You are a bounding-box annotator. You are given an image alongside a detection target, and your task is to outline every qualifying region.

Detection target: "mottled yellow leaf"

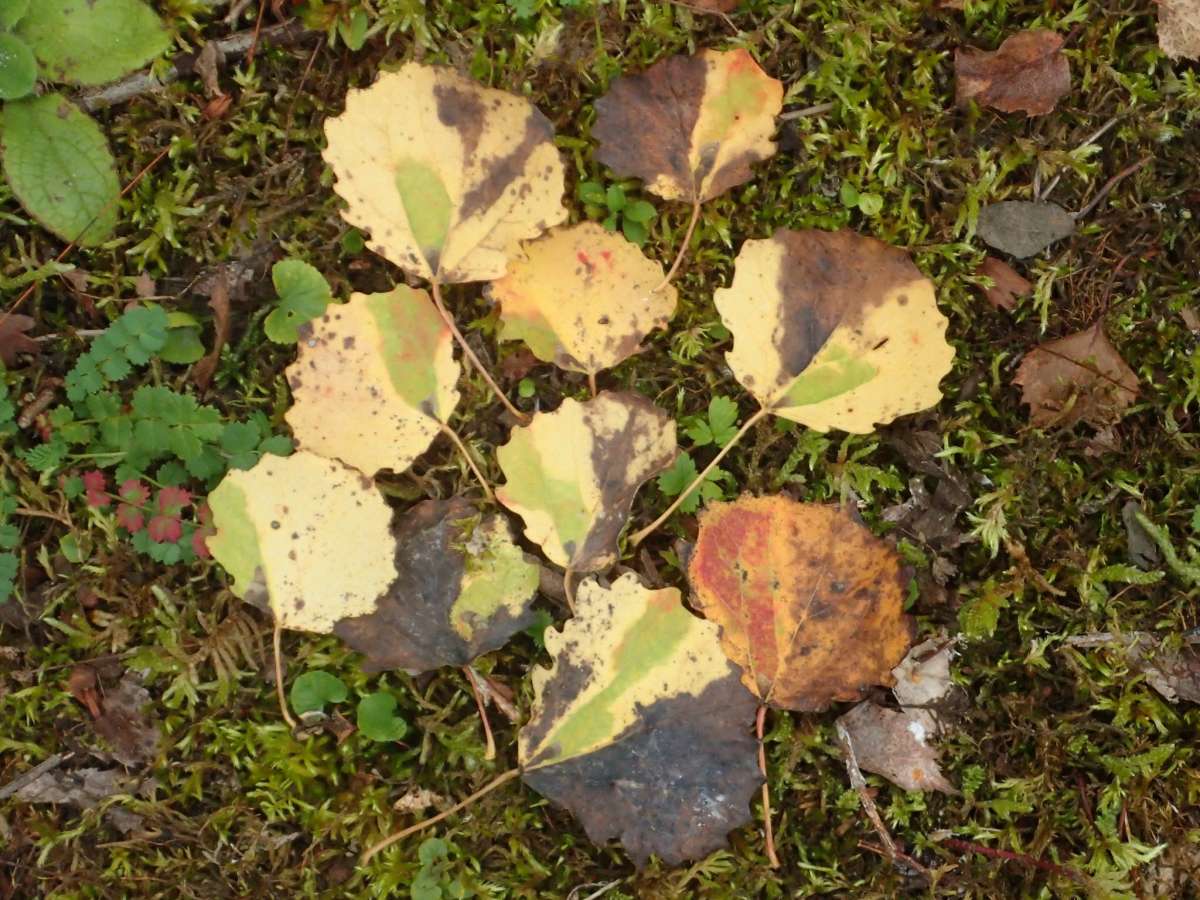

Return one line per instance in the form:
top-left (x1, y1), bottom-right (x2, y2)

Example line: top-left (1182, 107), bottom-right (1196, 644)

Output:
top-left (716, 228), bottom-right (954, 432)
top-left (592, 48), bottom-right (783, 203)
top-left (488, 222), bottom-right (676, 376)
top-left (323, 62), bottom-right (567, 283)
top-left (207, 451), bottom-right (397, 633)
top-left (496, 392), bottom-right (676, 572)
top-left (284, 287), bottom-right (459, 477)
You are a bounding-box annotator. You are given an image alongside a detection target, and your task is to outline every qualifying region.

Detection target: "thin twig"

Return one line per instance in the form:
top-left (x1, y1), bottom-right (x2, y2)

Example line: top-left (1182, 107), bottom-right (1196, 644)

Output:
top-left (361, 768), bottom-right (521, 863)
top-left (1074, 157), bottom-right (1152, 220)
top-left (78, 21), bottom-right (311, 111)
top-left (629, 406), bottom-right (768, 546)
top-left (439, 423), bottom-right (494, 501)
top-left (0, 752), bottom-right (74, 801)
top-left (836, 721), bottom-right (899, 860)
top-left (272, 618), bottom-right (297, 731)
top-left (779, 101), bottom-right (836, 120)
top-left (245, 0), bottom-right (269, 67)
top-left (937, 836), bottom-right (1085, 883)
top-left (462, 666), bottom-right (496, 761)
top-left (756, 705), bottom-right (780, 867)
top-left (429, 281), bottom-right (529, 423)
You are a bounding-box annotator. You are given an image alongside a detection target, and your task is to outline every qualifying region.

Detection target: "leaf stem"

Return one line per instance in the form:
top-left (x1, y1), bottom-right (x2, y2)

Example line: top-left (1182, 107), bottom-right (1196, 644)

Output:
top-left (757, 705), bottom-right (780, 868)
top-left (462, 666), bottom-right (496, 761)
top-left (272, 617), bottom-right (297, 731)
top-left (429, 280), bottom-right (529, 423)
top-left (588, 371), bottom-right (598, 398)
top-left (628, 406), bottom-right (768, 547)
top-left (563, 566), bottom-right (578, 613)
top-left (651, 198), bottom-right (702, 293)
top-left (360, 767), bottom-right (521, 863)
top-left (439, 423), bottom-right (494, 501)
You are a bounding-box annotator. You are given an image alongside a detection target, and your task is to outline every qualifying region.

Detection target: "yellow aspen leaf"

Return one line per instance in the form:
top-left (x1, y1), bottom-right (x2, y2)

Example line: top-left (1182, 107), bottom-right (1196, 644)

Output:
top-left (284, 287), bottom-right (459, 477)
top-left (206, 451), bottom-right (397, 634)
top-left (592, 48), bottom-right (783, 203)
top-left (519, 573), bottom-right (761, 866)
top-left (716, 228), bottom-right (954, 432)
top-left (688, 495), bottom-right (914, 711)
top-left (487, 222), bottom-right (677, 377)
top-left (495, 392), bottom-right (676, 572)
top-left (322, 62), bottom-right (567, 283)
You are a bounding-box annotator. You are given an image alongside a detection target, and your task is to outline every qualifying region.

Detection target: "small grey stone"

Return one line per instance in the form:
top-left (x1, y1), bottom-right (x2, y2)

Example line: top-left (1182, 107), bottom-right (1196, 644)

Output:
top-left (977, 201), bottom-right (1075, 258)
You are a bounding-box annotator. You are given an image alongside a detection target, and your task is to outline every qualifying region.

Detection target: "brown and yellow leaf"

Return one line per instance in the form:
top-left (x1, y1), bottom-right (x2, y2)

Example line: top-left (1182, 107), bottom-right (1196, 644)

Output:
top-left (715, 228), bottom-right (954, 433)
top-left (688, 495), bottom-right (914, 711)
top-left (323, 62), bottom-right (567, 283)
top-left (284, 286), bottom-right (459, 477)
top-left (334, 498), bottom-right (540, 673)
top-left (487, 222), bottom-right (677, 376)
top-left (592, 48), bottom-right (783, 203)
top-left (955, 29), bottom-right (1070, 116)
top-left (496, 392), bottom-right (676, 572)
top-left (1013, 322), bottom-right (1139, 427)
top-left (207, 451), bottom-right (397, 633)
top-left (519, 573), bottom-right (761, 866)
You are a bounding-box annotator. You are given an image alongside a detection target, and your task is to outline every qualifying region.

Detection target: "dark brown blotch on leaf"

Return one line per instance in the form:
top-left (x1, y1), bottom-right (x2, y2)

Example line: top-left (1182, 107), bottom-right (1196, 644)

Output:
top-left (522, 670), bottom-right (761, 867)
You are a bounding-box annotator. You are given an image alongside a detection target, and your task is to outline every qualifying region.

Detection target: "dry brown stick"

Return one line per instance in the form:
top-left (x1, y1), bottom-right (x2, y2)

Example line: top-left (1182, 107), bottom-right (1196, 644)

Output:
top-left (462, 666), bottom-right (496, 761)
top-left (937, 836), bottom-right (1086, 883)
top-left (756, 705), bottom-right (780, 868)
top-left (78, 21), bottom-right (312, 112)
top-left (1074, 157), bottom-right (1152, 220)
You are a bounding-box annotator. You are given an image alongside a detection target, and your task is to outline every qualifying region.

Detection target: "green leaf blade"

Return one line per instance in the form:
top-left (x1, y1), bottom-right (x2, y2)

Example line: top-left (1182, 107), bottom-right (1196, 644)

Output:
top-left (16, 0), bottom-right (169, 86)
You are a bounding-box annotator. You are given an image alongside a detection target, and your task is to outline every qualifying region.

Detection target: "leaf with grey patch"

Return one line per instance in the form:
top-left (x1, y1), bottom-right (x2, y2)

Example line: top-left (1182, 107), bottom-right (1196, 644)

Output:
top-left (335, 497), bottom-right (540, 673)
top-left (835, 700), bottom-right (956, 794)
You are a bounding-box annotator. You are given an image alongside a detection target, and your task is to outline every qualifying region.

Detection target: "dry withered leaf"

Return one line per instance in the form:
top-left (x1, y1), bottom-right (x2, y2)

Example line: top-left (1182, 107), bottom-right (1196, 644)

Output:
top-left (1014, 322), bottom-right (1139, 427)
top-left (715, 229), bottom-right (954, 433)
top-left (191, 268), bottom-right (231, 392)
top-left (1159, 0), bottom-right (1200, 60)
top-left (955, 29), bottom-right (1071, 116)
top-left (976, 256), bottom-right (1032, 311)
top-left (1127, 636), bottom-right (1200, 704)
top-left (322, 62), bottom-right (566, 284)
top-left (0, 313), bottom-right (39, 366)
top-left (592, 48), bottom-right (782, 203)
top-left (488, 222), bottom-right (677, 378)
top-left (14, 767), bottom-right (133, 809)
top-left (688, 495), bottom-right (914, 711)
top-left (207, 451), bottom-right (397, 633)
top-left (93, 675), bottom-right (160, 768)
top-left (835, 701), bottom-right (956, 793)
top-left (334, 498), bottom-right (540, 673)
top-left (519, 573), bottom-right (761, 866)
top-left (285, 287), bottom-right (459, 477)
top-left (977, 201), bottom-right (1075, 259)
top-left (891, 636), bottom-right (956, 715)
top-left (496, 392), bottom-right (676, 573)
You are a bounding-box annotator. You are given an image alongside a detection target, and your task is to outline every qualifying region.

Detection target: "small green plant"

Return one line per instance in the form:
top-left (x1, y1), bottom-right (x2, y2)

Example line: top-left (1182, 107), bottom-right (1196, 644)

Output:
top-left (0, 0), bottom-right (169, 243)
top-left (411, 838), bottom-right (475, 900)
top-left (684, 396), bottom-right (739, 447)
top-left (577, 180), bottom-right (657, 244)
top-left (290, 670), bottom-right (350, 714)
top-left (656, 452), bottom-right (731, 515)
top-left (356, 691), bottom-right (408, 742)
top-left (288, 672), bottom-right (408, 742)
top-left (265, 259), bottom-right (335, 343)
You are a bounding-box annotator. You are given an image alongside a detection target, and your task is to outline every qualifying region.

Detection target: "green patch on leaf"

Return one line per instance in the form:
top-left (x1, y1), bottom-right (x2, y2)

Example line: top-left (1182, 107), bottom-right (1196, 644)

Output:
top-left (0, 33), bottom-right (37, 100)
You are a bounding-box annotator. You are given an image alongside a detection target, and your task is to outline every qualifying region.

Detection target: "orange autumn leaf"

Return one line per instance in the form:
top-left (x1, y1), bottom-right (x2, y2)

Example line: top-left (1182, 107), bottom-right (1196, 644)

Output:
top-left (688, 495), bottom-right (913, 711)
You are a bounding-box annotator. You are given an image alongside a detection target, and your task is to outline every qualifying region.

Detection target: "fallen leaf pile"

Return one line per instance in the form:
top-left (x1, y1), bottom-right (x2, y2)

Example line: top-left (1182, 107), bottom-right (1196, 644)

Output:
top-left (201, 49), bottom-right (970, 870)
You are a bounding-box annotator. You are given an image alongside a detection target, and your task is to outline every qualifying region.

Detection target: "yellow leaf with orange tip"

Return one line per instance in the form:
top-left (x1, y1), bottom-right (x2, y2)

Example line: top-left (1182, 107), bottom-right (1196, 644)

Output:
top-left (488, 222), bottom-right (677, 377)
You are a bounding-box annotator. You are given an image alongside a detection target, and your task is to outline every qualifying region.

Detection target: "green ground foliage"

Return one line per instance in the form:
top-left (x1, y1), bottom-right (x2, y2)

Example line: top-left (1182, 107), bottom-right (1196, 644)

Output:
top-left (2, 0), bottom-right (1199, 896)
